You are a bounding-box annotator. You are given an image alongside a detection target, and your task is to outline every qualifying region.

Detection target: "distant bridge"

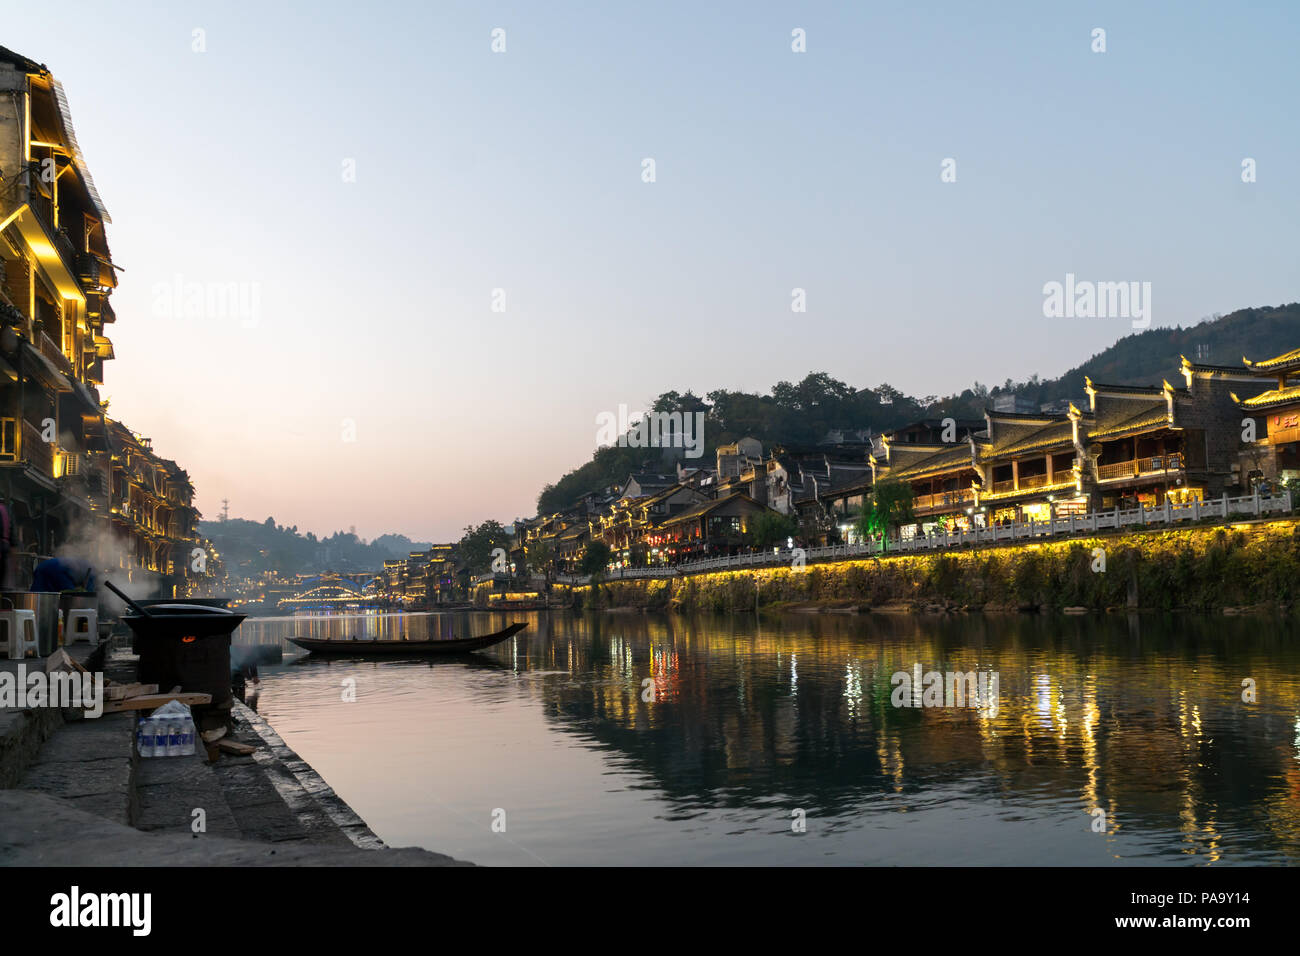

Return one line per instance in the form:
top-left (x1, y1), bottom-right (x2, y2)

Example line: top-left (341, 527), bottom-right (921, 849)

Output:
top-left (279, 573), bottom-right (380, 608)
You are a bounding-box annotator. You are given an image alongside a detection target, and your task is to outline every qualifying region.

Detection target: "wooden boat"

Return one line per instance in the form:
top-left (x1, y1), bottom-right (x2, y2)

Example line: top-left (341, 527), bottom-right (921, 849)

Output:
top-left (288, 622), bottom-right (527, 656)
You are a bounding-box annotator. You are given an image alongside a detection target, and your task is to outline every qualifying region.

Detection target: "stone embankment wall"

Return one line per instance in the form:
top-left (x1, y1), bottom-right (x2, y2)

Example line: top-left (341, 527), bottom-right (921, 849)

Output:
top-left (571, 519), bottom-right (1300, 614)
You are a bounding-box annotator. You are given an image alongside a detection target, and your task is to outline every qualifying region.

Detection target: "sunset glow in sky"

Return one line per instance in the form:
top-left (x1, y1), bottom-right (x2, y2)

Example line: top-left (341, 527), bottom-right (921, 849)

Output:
top-left (5, 1), bottom-right (1298, 540)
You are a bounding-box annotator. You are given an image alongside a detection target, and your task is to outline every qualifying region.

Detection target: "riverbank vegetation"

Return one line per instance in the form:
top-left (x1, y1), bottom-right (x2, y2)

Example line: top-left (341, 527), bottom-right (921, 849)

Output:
top-left (571, 519), bottom-right (1300, 614)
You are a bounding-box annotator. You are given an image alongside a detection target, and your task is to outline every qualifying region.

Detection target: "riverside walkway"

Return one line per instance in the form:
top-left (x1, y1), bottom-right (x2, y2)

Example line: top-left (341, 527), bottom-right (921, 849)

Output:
top-left (557, 490), bottom-right (1294, 584)
top-left (1, 641), bottom-right (469, 866)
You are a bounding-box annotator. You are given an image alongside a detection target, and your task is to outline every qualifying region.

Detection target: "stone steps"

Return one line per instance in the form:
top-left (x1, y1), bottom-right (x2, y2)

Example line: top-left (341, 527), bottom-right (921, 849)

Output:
top-left (133, 735), bottom-right (242, 838)
top-left (17, 712), bottom-right (136, 824)
top-left (1, 642), bottom-right (109, 790)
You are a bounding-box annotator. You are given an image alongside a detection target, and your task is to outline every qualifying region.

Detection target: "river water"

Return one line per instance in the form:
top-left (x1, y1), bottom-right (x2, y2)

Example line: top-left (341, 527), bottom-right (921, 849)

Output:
top-left (231, 610), bottom-right (1300, 866)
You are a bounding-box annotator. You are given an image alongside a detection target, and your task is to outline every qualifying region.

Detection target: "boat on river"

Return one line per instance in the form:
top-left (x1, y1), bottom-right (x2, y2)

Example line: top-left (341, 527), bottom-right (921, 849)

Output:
top-left (288, 622), bottom-right (527, 656)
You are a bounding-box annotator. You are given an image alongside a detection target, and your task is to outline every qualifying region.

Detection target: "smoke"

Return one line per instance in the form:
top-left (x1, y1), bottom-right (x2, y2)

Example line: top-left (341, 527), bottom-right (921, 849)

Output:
top-left (53, 515), bottom-right (163, 610)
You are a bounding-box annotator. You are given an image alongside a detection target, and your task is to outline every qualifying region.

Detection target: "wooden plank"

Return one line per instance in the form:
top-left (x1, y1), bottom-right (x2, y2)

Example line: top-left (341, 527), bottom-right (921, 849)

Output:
top-left (217, 738), bottom-right (256, 756)
top-left (102, 692), bottom-right (211, 714)
top-left (106, 683), bottom-right (158, 701)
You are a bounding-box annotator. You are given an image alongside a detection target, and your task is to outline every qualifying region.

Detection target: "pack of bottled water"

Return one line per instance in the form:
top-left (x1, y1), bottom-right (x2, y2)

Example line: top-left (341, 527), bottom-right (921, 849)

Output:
top-left (135, 700), bottom-right (197, 757)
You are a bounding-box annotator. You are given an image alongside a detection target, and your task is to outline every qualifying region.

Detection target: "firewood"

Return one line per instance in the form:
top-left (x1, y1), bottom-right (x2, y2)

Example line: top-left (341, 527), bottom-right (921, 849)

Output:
top-left (107, 683), bottom-right (159, 701)
top-left (43, 648), bottom-right (89, 674)
top-left (102, 692), bottom-right (211, 713)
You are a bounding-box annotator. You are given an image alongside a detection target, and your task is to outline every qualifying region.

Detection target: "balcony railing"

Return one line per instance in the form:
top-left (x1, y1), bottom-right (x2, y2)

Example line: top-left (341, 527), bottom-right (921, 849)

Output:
top-left (1097, 453), bottom-right (1185, 481)
top-left (21, 421), bottom-right (53, 477)
top-left (1139, 453), bottom-right (1184, 474)
top-left (36, 332), bottom-right (72, 376)
top-left (914, 489), bottom-right (974, 511)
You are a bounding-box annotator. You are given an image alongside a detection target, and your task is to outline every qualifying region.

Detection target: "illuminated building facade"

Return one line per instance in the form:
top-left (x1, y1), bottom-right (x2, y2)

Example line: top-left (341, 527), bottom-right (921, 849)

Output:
top-left (0, 46), bottom-right (201, 595)
top-left (1232, 349), bottom-right (1300, 489)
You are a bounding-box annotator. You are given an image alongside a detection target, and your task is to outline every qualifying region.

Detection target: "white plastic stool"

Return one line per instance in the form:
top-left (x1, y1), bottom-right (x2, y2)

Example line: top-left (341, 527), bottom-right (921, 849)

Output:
top-left (63, 608), bottom-right (98, 645)
top-left (1, 609), bottom-right (39, 659)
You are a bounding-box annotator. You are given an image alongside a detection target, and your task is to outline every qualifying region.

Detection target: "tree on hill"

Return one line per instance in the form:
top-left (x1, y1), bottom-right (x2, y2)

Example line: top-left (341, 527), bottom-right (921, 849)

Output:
top-left (525, 539), bottom-right (556, 593)
top-left (580, 541), bottom-right (612, 582)
top-left (199, 518), bottom-right (433, 579)
top-left (457, 520), bottom-right (513, 575)
top-left (749, 510), bottom-right (799, 549)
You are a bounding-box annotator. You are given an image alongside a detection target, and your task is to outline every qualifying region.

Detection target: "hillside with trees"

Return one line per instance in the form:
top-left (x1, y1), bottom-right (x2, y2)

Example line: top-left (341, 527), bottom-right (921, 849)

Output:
top-left (200, 517), bottom-right (431, 579)
top-left (536, 304), bottom-right (1300, 514)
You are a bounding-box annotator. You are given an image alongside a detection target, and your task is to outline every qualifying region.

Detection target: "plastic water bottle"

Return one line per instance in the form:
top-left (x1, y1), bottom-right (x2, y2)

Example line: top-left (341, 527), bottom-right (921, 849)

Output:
top-left (136, 718), bottom-right (154, 757)
top-left (166, 721), bottom-right (180, 757)
top-left (181, 716), bottom-right (196, 755)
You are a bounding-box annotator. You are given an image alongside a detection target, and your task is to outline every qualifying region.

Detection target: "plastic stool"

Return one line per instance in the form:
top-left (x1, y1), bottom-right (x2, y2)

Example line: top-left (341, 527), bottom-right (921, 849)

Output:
top-left (63, 608), bottom-right (98, 645)
top-left (1, 609), bottom-right (39, 659)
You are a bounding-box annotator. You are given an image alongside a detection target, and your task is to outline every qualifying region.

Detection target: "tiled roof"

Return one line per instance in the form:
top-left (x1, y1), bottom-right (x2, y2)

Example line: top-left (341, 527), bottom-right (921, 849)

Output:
top-left (1181, 356), bottom-right (1256, 375)
top-left (1087, 382), bottom-right (1165, 396)
top-left (636, 484), bottom-right (701, 508)
top-left (1245, 348), bottom-right (1300, 371)
top-left (993, 420), bottom-right (1077, 458)
top-left (660, 493), bottom-right (762, 527)
top-left (1088, 403), bottom-right (1170, 439)
top-left (0, 45), bottom-right (45, 73)
top-left (1236, 385), bottom-right (1300, 410)
top-left (888, 443), bottom-right (977, 481)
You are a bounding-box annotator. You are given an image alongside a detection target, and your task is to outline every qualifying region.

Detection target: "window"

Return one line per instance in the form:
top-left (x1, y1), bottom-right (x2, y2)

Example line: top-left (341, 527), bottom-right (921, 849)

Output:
top-left (0, 418), bottom-right (15, 458)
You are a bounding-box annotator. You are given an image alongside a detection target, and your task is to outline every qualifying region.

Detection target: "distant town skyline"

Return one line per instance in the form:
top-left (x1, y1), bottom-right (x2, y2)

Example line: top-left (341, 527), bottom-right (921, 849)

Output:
top-left (5, 0), bottom-right (1298, 540)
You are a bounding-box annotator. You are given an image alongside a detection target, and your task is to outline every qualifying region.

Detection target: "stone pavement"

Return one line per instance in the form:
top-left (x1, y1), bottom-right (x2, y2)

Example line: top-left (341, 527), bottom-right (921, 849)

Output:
top-left (1, 641), bottom-right (470, 866)
top-left (0, 791), bottom-right (466, 865)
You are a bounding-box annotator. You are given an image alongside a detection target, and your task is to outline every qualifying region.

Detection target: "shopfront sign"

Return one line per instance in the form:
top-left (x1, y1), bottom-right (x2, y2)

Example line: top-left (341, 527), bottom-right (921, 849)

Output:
top-left (1269, 408), bottom-right (1300, 446)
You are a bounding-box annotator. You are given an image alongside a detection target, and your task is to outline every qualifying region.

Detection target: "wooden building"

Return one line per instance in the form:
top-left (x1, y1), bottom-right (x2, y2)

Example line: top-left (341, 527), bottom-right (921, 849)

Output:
top-left (0, 46), bottom-right (200, 596)
top-left (1232, 348), bottom-right (1300, 488)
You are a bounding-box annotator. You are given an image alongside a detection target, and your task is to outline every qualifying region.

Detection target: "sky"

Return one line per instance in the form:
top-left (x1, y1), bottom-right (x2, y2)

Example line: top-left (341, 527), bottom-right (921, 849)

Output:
top-left (4, 0), bottom-right (1298, 541)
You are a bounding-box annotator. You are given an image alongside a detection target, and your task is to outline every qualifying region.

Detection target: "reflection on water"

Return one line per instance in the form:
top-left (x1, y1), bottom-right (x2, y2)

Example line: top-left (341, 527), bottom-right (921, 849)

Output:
top-left (234, 610), bottom-right (1300, 866)
top-left (237, 611), bottom-right (486, 644)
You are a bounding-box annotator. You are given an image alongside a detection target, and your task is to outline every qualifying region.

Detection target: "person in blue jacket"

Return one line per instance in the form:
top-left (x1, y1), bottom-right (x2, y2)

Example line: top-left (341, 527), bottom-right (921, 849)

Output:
top-left (31, 556), bottom-right (96, 592)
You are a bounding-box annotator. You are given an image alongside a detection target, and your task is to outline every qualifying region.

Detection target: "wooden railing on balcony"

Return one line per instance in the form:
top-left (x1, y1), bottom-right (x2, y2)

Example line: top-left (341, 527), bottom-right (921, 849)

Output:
top-left (914, 489), bottom-right (974, 511)
top-left (21, 421), bottom-right (53, 477)
top-left (1139, 453), bottom-right (1184, 474)
top-left (1096, 459), bottom-right (1135, 480)
top-left (1097, 454), bottom-right (1185, 481)
top-left (36, 332), bottom-right (72, 376)
top-left (1018, 473), bottom-right (1051, 490)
